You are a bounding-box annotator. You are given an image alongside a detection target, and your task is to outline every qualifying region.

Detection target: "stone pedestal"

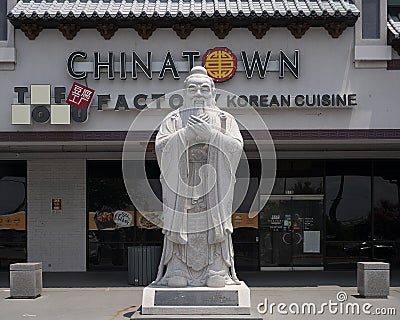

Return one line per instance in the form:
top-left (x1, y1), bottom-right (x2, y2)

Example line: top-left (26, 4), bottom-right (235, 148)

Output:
top-left (10, 262), bottom-right (42, 299)
top-left (357, 262), bottom-right (389, 298)
top-left (141, 281), bottom-right (251, 315)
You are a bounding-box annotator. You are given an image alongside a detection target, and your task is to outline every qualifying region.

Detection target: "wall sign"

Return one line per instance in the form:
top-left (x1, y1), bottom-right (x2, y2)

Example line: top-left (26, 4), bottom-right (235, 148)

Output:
top-left (202, 47), bottom-right (237, 83)
top-left (66, 82), bottom-right (95, 108)
top-left (67, 48), bottom-right (300, 81)
top-left (10, 46), bottom-right (357, 125)
top-left (51, 198), bottom-right (62, 214)
top-left (11, 84), bottom-right (358, 125)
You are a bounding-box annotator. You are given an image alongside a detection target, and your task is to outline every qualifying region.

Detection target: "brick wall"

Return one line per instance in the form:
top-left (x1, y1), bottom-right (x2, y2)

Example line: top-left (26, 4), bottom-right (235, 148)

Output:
top-left (27, 159), bottom-right (86, 272)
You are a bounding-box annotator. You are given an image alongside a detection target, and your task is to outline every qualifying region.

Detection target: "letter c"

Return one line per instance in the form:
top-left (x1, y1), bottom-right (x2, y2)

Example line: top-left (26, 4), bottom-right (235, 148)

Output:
top-left (67, 51), bottom-right (87, 80)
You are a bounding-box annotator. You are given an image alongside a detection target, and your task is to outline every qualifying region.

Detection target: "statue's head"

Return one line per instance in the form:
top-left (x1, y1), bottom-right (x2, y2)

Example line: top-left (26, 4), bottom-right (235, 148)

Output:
top-left (184, 66), bottom-right (216, 110)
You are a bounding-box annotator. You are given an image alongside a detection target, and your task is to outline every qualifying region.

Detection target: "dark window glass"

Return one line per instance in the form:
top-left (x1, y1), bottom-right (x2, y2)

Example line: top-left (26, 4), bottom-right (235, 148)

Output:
top-left (272, 160), bottom-right (324, 195)
top-left (87, 161), bottom-right (162, 270)
top-left (0, 161), bottom-right (27, 270)
top-left (87, 160), bottom-right (133, 212)
top-left (373, 161), bottom-right (400, 241)
top-left (0, 0), bottom-right (7, 41)
top-left (87, 161), bottom-right (134, 269)
top-left (232, 228), bottom-right (259, 270)
top-left (325, 161), bottom-right (372, 241)
top-left (362, 0), bottom-right (380, 39)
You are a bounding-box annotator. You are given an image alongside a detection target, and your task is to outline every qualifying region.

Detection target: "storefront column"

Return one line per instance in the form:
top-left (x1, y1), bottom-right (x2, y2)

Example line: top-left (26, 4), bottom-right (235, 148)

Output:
top-left (27, 159), bottom-right (86, 272)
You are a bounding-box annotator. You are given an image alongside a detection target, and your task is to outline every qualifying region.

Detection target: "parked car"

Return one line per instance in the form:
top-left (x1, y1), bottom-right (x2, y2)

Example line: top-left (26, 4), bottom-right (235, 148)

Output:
top-left (344, 240), bottom-right (397, 263)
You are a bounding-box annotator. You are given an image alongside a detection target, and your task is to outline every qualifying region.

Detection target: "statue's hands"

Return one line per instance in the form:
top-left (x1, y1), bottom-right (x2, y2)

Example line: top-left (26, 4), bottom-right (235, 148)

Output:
top-left (187, 114), bottom-right (212, 142)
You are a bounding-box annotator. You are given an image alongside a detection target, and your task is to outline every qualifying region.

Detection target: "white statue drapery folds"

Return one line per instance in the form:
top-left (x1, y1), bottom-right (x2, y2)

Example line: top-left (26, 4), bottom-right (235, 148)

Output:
top-left (154, 66), bottom-right (243, 288)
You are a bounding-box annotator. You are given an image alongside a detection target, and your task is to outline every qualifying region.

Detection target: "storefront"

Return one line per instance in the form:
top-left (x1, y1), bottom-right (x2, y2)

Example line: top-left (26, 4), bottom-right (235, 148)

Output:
top-left (1, 0), bottom-right (400, 272)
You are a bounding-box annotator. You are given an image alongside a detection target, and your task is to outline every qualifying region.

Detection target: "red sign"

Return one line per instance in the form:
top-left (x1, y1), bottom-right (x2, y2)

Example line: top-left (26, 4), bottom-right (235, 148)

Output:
top-left (202, 47), bottom-right (237, 83)
top-left (51, 198), bottom-right (62, 214)
top-left (66, 82), bottom-right (95, 108)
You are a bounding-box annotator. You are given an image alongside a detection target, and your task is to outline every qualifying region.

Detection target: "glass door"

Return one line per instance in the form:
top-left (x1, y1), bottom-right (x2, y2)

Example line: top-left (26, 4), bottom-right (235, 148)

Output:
top-left (259, 195), bottom-right (324, 270)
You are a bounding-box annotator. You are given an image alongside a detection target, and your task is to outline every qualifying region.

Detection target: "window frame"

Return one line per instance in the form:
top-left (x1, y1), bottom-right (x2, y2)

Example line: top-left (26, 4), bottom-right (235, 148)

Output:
top-left (355, 0), bottom-right (387, 45)
top-left (0, 0), bottom-right (16, 70)
top-left (354, 0), bottom-right (392, 67)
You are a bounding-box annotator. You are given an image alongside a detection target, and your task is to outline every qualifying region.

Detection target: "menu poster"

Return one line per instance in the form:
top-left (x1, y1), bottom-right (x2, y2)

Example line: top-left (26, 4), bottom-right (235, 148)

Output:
top-left (303, 231), bottom-right (321, 253)
top-left (136, 212), bottom-right (163, 229)
top-left (0, 212), bottom-right (26, 230)
top-left (88, 210), bottom-right (135, 230)
top-left (232, 213), bottom-right (259, 229)
top-left (304, 217), bottom-right (315, 230)
top-left (269, 214), bottom-right (283, 231)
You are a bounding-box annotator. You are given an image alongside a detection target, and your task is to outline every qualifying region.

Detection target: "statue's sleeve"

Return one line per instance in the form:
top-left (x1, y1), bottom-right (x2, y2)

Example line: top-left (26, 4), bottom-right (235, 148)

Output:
top-left (156, 114), bottom-right (179, 169)
top-left (207, 114), bottom-right (243, 244)
top-left (155, 114), bottom-right (189, 245)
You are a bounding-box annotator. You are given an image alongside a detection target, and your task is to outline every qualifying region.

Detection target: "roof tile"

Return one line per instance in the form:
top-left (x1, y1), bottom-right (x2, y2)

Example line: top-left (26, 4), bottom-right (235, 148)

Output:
top-left (9, 0), bottom-right (359, 19)
top-left (388, 13), bottom-right (400, 39)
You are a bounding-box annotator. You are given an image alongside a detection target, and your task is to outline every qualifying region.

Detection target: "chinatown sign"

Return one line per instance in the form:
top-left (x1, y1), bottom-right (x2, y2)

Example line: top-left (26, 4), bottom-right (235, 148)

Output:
top-left (11, 47), bottom-right (357, 125)
top-left (67, 48), bottom-right (300, 82)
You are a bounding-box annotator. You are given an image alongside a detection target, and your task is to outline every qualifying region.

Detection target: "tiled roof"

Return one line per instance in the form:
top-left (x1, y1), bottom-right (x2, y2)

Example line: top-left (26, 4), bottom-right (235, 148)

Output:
top-left (7, 0), bottom-right (360, 40)
top-left (9, 0), bottom-right (359, 20)
top-left (388, 13), bottom-right (400, 39)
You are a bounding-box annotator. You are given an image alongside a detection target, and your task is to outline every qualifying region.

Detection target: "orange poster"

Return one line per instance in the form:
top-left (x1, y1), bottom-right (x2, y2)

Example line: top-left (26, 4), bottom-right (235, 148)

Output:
top-left (136, 212), bottom-right (163, 229)
top-left (232, 213), bottom-right (259, 229)
top-left (0, 212), bottom-right (26, 231)
top-left (88, 210), bottom-right (135, 230)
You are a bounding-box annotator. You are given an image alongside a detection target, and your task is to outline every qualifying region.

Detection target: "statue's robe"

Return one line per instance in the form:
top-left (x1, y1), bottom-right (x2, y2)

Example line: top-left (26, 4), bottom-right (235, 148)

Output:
top-left (155, 106), bottom-right (243, 286)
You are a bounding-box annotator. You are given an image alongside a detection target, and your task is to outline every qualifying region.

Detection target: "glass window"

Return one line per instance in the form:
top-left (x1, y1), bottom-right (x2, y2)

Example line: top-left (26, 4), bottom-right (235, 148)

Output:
top-left (325, 161), bottom-right (372, 242)
top-left (87, 160), bottom-right (163, 270)
top-left (362, 0), bottom-right (380, 39)
top-left (272, 160), bottom-right (324, 195)
top-left (0, 0), bottom-right (7, 41)
top-left (0, 161), bottom-right (27, 270)
top-left (373, 161), bottom-right (400, 241)
top-left (87, 161), bottom-right (135, 269)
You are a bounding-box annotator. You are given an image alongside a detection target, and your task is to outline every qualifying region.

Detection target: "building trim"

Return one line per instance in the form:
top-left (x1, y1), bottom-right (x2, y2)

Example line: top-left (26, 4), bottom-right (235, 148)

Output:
top-left (3, 129), bottom-right (400, 142)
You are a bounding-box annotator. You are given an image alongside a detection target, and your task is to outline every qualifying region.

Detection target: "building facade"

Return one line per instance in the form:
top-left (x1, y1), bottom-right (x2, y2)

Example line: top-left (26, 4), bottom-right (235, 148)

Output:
top-left (1, 0), bottom-right (400, 272)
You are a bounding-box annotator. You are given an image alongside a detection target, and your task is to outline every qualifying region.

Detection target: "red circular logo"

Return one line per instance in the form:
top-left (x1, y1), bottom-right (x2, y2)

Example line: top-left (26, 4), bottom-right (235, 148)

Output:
top-left (202, 47), bottom-right (237, 83)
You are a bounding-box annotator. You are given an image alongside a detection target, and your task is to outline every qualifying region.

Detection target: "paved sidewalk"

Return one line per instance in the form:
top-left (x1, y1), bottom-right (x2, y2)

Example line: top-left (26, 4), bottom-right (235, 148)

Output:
top-left (0, 271), bottom-right (399, 320)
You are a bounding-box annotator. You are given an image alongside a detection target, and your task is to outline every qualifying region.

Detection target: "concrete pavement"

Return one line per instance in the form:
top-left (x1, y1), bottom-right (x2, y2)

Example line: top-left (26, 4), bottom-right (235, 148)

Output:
top-left (0, 271), bottom-right (399, 320)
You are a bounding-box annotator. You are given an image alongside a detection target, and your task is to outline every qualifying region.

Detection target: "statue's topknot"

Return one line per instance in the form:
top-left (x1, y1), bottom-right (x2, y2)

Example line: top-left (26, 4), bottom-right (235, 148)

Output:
top-left (184, 66), bottom-right (215, 88)
top-left (189, 66), bottom-right (208, 76)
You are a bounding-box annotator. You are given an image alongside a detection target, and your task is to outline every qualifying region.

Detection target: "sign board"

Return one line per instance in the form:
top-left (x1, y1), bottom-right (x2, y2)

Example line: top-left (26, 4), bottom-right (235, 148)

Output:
top-left (303, 230), bottom-right (321, 253)
top-left (0, 212), bottom-right (26, 230)
top-left (51, 198), bottom-right (62, 214)
top-left (88, 210), bottom-right (135, 230)
top-left (66, 82), bottom-right (95, 108)
top-left (232, 213), bottom-right (259, 229)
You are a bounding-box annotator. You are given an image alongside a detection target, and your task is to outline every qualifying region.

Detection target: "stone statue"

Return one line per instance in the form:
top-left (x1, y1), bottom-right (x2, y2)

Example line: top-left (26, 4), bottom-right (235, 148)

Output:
top-left (154, 66), bottom-right (243, 288)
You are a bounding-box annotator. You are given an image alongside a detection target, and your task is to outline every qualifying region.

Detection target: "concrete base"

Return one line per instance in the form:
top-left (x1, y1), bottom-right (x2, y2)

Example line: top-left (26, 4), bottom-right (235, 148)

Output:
top-left (141, 281), bottom-right (250, 315)
top-left (357, 262), bottom-right (390, 298)
top-left (10, 263), bottom-right (42, 299)
top-left (132, 308), bottom-right (262, 320)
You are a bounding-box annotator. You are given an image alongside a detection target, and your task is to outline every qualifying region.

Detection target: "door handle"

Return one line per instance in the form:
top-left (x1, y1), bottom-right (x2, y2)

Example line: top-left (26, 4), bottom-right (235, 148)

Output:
top-left (282, 233), bottom-right (291, 245)
top-left (294, 232), bottom-right (303, 245)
